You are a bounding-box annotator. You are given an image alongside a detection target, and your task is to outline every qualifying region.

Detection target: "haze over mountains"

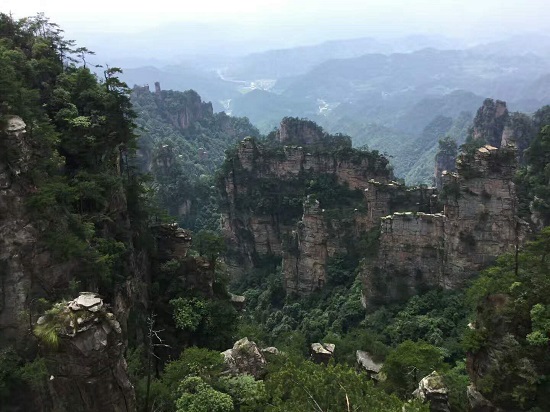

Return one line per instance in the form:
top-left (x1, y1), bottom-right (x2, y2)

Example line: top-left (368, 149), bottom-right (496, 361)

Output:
top-left (105, 31), bottom-right (550, 183)
top-left (8, 1), bottom-right (550, 184)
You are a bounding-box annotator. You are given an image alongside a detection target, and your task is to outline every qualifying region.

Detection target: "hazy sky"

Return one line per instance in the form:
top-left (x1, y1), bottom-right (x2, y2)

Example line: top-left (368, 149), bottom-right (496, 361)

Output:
top-left (5, 0), bottom-right (550, 36)
top-left (4, 0), bottom-right (550, 63)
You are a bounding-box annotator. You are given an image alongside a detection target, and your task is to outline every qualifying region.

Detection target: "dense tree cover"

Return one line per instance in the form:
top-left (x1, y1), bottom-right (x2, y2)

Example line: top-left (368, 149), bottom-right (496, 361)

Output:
top-left (516, 120), bottom-right (550, 226)
top-left (5, 13), bottom-right (550, 412)
top-left (131, 87), bottom-right (260, 231)
top-left (465, 228), bottom-right (550, 410)
top-left (0, 12), bottom-right (155, 295)
top-left (0, 11), bottom-right (160, 408)
top-left (128, 346), bottom-right (427, 412)
top-left (232, 257), bottom-right (471, 410)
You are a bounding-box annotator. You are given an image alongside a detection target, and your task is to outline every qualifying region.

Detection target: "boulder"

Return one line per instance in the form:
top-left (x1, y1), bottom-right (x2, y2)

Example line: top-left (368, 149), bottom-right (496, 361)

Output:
top-left (356, 350), bottom-right (383, 379)
top-left (222, 337), bottom-right (267, 379)
top-left (413, 371), bottom-right (450, 412)
top-left (310, 342), bottom-right (335, 364)
top-left (261, 346), bottom-right (279, 355)
top-left (467, 385), bottom-right (498, 412)
top-left (230, 293), bottom-right (246, 310)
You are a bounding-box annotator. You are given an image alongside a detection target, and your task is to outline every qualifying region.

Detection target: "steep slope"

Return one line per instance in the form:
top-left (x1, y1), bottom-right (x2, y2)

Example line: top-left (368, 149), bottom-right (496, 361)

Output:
top-left (219, 118), bottom-right (393, 271)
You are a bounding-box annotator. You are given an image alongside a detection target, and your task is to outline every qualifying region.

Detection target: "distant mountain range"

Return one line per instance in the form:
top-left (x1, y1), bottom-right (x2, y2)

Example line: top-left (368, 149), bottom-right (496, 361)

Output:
top-left (117, 33), bottom-right (550, 183)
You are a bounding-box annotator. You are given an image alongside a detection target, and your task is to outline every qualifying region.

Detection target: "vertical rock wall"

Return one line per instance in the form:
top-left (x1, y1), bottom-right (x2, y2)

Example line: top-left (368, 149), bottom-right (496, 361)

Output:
top-left (282, 198), bottom-right (329, 294)
top-left (362, 144), bottom-right (527, 306)
top-left (0, 117), bottom-right (78, 346)
top-left (220, 120), bottom-right (393, 275)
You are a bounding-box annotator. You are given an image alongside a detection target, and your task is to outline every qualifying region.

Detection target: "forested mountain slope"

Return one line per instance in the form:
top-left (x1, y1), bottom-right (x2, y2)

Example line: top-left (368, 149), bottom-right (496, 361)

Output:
top-left (130, 84), bottom-right (260, 229)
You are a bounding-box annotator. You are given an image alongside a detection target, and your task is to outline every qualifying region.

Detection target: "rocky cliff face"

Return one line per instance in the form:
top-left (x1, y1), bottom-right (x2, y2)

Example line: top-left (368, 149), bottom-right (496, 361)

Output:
top-left (0, 117), bottom-right (78, 347)
top-left (362, 144), bottom-right (526, 306)
top-left (152, 223), bottom-right (216, 297)
top-left (220, 119), bottom-right (393, 290)
top-left (0, 117), bottom-right (151, 409)
top-left (281, 183), bottom-right (438, 296)
top-left (39, 293), bottom-right (136, 412)
top-left (470, 99), bottom-right (509, 147)
top-left (282, 198), bottom-right (330, 294)
top-left (154, 84), bottom-right (214, 130)
top-left (468, 99), bottom-right (537, 162)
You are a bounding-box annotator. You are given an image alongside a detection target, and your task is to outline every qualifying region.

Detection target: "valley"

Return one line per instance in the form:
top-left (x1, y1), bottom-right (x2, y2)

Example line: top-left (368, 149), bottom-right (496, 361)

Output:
top-left (2, 8), bottom-right (550, 412)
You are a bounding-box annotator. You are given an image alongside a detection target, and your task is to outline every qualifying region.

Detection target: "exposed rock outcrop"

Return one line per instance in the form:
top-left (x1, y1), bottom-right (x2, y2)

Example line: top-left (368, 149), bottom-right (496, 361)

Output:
top-left (413, 371), bottom-right (451, 412)
top-left (222, 337), bottom-right (268, 379)
top-left (282, 197), bottom-right (329, 294)
top-left (220, 119), bottom-right (393, 291)
top-left (310, 342), bottom-right (335, 364)
top-left (467, 385), bottom-right (499, 412)
top-left (467, 99), bottom-right (537, 162)
top-left (39, 293), bottom-right (136, 412)
top-left (362, 144), bottom-right (527, 306)
top-left (0, 115), bottom-right (149, 410)
top-left (152, 223), bottom-right (215, 297)
top-left (469, 99), bottom-right (509, 147)
top-left (0, 117), bottom-right (78, 346)
top-left (156, 86), bottom-right (213, 130)
top-left (152, 223), bottom-right (192, 260)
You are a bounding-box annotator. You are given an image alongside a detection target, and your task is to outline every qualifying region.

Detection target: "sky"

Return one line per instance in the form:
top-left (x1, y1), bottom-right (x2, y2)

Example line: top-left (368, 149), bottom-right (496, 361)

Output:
top-left (5, 0), bottom-right (550, 35)
top-left (4, 0), bottom-right (550, 62)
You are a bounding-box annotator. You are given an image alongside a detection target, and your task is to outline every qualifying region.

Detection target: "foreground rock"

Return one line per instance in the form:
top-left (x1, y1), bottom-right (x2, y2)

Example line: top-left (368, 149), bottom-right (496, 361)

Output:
top-left (412, 371), bottom-right (450, 412)
top-left (37, 292), bottom-right (136, 412)
top-left (222, 337), bottom-right (267, 379)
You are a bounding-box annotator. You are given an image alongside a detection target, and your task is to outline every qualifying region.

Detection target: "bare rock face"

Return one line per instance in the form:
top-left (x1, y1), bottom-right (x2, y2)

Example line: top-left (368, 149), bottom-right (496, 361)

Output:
top-left (277, 117), bottom-right (332, 147)
top-left (152, 223), bottom-right (215, 297)
top-left (470, 99), bottom-right (509, 147)
top-left (281, 183), bottom-right (438, 296)
top-left (220, 119), bottom-right (393, 283)
top-left (159, 87), bottom-right (213, 130)
top-left (310, 342), bottom-right (335, 364)
top-left (282, 197), bottom-right (329, 294)
top-left (413, 371), bottom-right (451, 412)
top-left (39, 293), bottom-right (136, 412)
top-left (222, 337), bottom-right (267, 379)
top-left (152, 222), bottom-right (192, 260)
top-left (467, 385), bottom-right (498, 412)
top-left (362, 144), bottom-right (527, 306)
top-left (229, 293), bottom-right (246, 310)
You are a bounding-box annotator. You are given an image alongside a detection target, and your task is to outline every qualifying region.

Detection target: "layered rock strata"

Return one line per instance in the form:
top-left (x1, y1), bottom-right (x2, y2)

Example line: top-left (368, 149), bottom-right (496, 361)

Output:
top-left (362, 144), bottom-right (526, 306)
top-left (281, 182), bottom-right (437, 295)
top-left (220, 119), bottom-right (394, 275)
